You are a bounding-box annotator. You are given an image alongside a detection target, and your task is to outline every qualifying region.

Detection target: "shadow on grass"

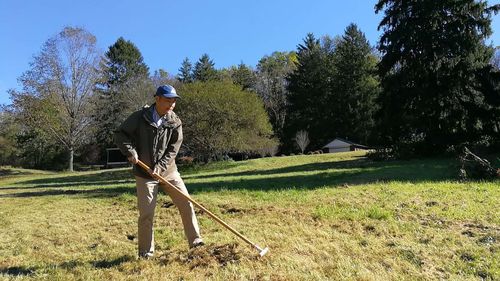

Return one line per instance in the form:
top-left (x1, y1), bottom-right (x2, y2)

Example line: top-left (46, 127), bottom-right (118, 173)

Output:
top-left (179, 160), bottom-right (248, 176)
top-left (0, 179), bottom-right (134, 190)
top-left (0, 169), bottom-right (135, 198)
top-left (186, 158), bottom-right (460, 193)
top-left (0, 168), bottom-right (36, 177)
top-left (0, 255), bottom-right (135, 277)
top-left (0, 186), bottom-right (135, 198)
top-left (0, 157), bottom-right (461, 198)
top-left (0, 169), bottom-right (134, 191)
top-left (0, 266), bottom-right (36, 276)
top-left (22, 169), bottom-right (133, 185)
top-left (92, 255), bottom-right (135, 269)
top-left (184, 158), bottom-right (374, 179)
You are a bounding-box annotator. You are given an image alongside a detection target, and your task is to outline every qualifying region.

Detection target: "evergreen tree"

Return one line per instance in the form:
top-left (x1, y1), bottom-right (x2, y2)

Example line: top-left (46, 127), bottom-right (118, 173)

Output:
top-left (95, 37), bottom-right (152, 150)
top-left (230, 62), bottom-right (256, 91)
top-left (103, 37), bottom-right (149, 84)
top-left (193, 54), bottom-right (219, 82)
top-left (375, 0), bottom-right (500, 155)
top-left (330, 24), bottom-right (380, 144)
top-left (178, 57), bottom-right (194, 83)
top-left (285, 33), bottom-right (335, 152)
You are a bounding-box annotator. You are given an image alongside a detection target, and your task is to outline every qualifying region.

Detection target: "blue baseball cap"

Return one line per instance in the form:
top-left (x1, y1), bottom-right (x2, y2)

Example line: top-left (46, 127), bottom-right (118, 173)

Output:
top-left (155, 85), bottom-right (180, 99)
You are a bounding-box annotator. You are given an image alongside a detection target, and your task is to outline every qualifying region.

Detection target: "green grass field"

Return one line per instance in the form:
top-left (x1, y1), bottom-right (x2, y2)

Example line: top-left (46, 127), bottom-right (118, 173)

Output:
top-left (0, 151), bottom-right (499, 280)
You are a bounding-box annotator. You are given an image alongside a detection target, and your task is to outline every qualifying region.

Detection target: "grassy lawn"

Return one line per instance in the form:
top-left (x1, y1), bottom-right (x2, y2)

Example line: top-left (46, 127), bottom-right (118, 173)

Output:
top-left (0, 151), bottom-right (498, 280)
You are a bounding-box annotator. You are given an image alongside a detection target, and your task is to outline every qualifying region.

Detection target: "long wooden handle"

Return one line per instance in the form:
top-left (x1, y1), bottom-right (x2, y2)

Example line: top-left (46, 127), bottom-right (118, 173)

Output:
top-left (135, 160), bottom-right (259, 249)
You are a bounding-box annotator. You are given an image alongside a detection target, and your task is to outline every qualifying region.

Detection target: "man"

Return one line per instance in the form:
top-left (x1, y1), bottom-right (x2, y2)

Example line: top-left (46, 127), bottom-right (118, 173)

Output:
top-left (114, 84), bottom-right (203, 259)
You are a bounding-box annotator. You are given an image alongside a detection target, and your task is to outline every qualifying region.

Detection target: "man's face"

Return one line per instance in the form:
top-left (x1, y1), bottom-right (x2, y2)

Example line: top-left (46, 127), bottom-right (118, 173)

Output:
top-left (155, 95), bottom-right (176, 113)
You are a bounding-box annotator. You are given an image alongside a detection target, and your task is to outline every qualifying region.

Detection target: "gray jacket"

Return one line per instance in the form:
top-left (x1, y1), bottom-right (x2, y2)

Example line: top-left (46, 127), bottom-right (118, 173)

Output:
top-left (114, 105), bottom-right (182, 179)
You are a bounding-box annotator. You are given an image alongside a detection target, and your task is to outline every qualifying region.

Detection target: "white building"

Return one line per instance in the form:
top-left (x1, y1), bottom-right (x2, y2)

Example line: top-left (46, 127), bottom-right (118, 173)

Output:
top-left (322, 138), bottom-right (369, 153)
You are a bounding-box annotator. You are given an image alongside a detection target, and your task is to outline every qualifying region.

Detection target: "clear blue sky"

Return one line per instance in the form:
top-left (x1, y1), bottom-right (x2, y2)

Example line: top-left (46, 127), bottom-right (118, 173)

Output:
top-left (1, 0), bottom-right (499, 106)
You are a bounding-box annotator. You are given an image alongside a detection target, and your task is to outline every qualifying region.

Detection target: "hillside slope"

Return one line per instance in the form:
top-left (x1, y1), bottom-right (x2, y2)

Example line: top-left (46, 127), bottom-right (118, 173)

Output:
top-left (1, 152), bottom-right (498, 280)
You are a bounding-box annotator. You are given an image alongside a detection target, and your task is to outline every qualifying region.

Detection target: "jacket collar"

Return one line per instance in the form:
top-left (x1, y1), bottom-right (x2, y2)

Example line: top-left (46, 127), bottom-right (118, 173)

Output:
top-left (142, 103), bottom-right (179, 128)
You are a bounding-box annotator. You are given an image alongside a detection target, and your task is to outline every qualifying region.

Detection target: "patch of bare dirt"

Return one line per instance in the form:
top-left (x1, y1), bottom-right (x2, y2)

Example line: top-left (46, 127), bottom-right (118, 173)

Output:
top-left (178, 243), bottom-right (240, 269)
top-left (364, 225), bottom-right (376, 233)
top-left (161, 201), bottom-right (174, 208)
top-left (419, 215), bottom-right (448, 228)
top-left (456, 223), bottom-right (500, 247)
top-left (463, 223), bottom-right (494, 231)
top-left (425, 201), bottom-right (439, 207)
top-left (477, 235), bottom-right (497, 245)
top-left (461, 230), bottom-right (475, 237)
top-left (219, 204), bottom-right (245, 214)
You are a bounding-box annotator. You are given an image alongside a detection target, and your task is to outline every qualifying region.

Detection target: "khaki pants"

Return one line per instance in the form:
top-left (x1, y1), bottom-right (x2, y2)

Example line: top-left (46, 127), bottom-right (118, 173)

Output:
top-left (135, 172), bottom-right (201, 256)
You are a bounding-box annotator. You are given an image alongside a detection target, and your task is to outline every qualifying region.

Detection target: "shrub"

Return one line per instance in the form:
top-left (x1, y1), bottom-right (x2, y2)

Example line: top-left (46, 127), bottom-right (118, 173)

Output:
top-left (176, 81), bottom-right (275, 162)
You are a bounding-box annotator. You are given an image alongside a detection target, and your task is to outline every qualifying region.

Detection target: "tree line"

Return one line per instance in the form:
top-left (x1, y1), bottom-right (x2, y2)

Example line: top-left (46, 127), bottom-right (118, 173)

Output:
top-left (1, 0), bottom-right (499, 171)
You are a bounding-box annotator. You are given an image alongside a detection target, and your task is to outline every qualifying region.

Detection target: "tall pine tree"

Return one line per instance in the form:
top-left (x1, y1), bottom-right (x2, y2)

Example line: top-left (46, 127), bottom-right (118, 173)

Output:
top-left (230, 62), bottom-right (256, 91)
top-left (376, 0), bottom-right (500, 155)
top-left (330, 24), bottom-right (380, 144)
top-left (94, 37), bottom-right (151, 149)
top-left (193, 54), bottom-right (219, 82)
top-left (285, 33), bottom-right (335, 152)
top-left (178, 57), bottom-right (194, 83)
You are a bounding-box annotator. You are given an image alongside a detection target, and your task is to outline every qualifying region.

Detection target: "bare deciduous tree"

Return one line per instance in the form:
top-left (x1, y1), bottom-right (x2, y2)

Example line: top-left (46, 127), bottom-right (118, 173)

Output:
top-left (295, 130), bottom-right (310, 153)
top-left (11, 26), bottom-right (101, 171)
top-left (255, 52), bottom-right (296, 139)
